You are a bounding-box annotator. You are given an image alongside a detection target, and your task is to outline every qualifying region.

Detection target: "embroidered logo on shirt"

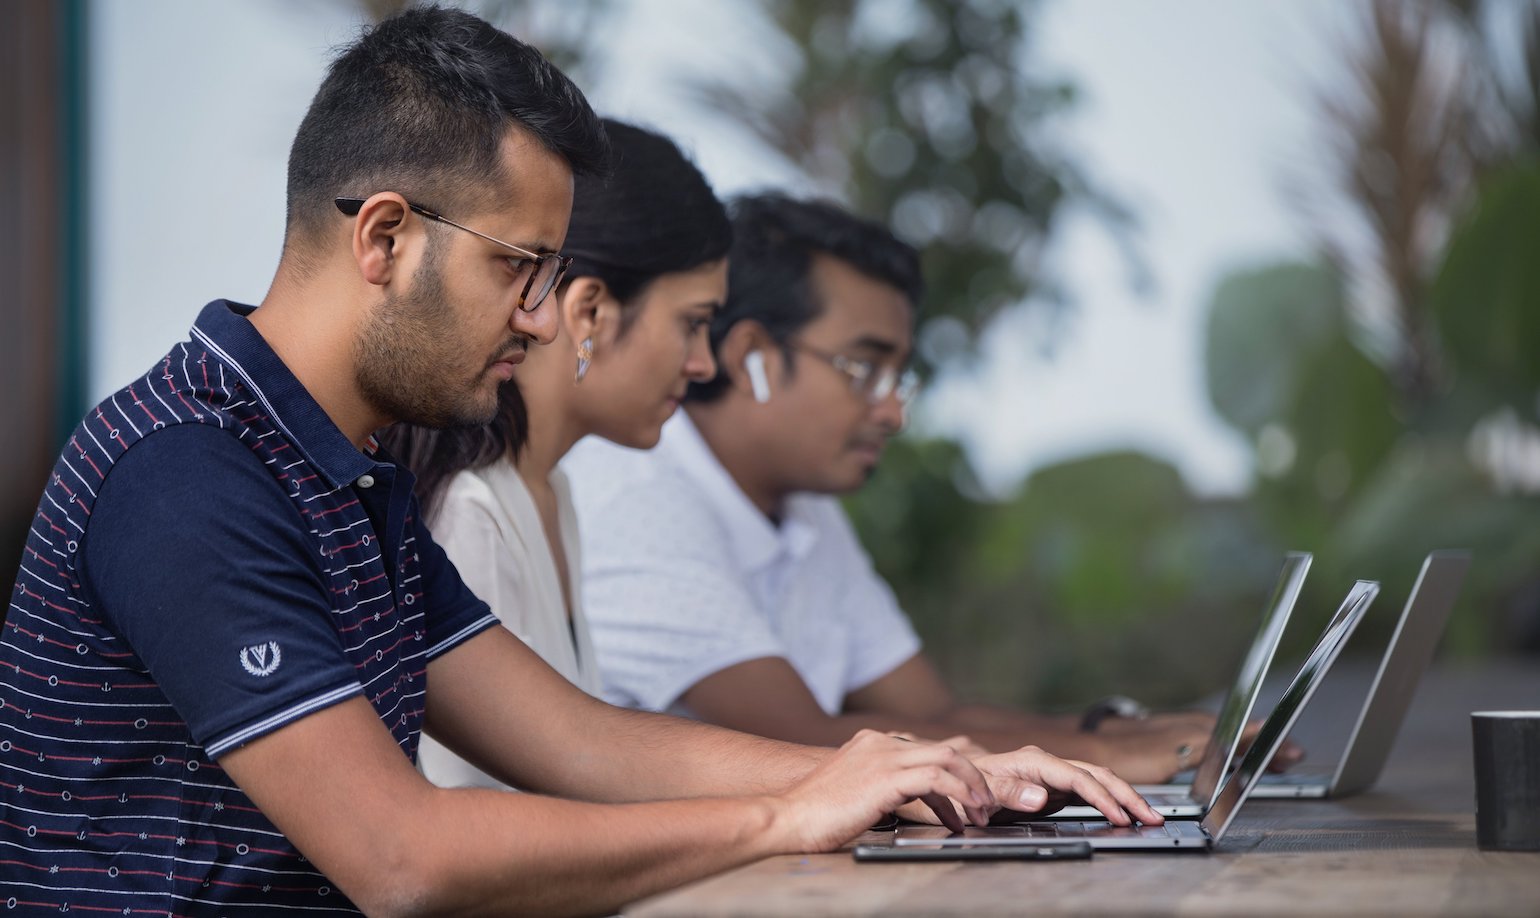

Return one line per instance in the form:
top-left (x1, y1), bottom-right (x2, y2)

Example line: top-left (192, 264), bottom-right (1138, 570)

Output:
top-left (239, 641), bottom-right (283, 677)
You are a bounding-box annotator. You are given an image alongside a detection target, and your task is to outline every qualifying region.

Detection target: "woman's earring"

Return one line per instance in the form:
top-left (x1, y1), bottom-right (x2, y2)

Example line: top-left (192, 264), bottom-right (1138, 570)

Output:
top-left (575, 337), bottom-right (594, 383)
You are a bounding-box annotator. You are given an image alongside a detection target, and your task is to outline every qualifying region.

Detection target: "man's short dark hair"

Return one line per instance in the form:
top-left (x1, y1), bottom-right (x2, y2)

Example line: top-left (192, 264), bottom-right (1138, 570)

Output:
top-left (687, 192), bottom-right (923, 403)
top-left (284, 5), bottom-right (608, 252)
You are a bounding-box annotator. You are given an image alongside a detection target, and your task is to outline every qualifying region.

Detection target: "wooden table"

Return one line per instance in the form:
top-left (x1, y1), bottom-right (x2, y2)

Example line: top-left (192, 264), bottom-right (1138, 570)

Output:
top-left (626, 661), bottom-right (1540, 917)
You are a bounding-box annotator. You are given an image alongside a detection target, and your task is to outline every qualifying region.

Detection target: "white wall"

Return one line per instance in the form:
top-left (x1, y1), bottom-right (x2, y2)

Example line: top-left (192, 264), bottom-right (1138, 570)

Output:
top-left (90, 0), bottom-right (365, 395)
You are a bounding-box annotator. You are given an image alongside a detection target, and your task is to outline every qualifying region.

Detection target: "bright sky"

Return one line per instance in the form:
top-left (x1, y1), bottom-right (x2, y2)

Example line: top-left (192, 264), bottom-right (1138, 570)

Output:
top-left (90, 0), bottom-right (1348, 499)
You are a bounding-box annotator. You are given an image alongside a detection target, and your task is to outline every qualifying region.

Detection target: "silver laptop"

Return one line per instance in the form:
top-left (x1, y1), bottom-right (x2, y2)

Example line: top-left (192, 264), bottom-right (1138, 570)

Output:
top-left (1248, 550), bottom-right (1469, 799)
top-left (894, 581), bottom-right (1379, 851)
top-left (1047, 552), bottom-right (1311, 819)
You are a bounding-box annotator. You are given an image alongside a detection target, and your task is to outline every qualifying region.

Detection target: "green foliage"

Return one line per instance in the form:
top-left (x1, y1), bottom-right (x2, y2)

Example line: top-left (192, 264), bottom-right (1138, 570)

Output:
top-left (1265, 334), bottom-right (1402, 551)
top-left (1330, 436), bottom-right (1540, 654)
top-left (1203, 261), bottom-right (1404, 552)
top-left (1204, 263), bottom-right (1342, 436)
top-left (1004, 453), bottom-right (1194, 620)
top-left (1199, 162), bottom-right (1540, 661)
top-left (842, 436), bottom-right (991, 609)
top-left (873, 157), bottom-right (1540, 705)
top-left (1429, 160), bottom-right (1540, 414)
top-left (860, 444), bottom-right (1286, 708)
top-left (696, 0), bottom-right (1133, 365)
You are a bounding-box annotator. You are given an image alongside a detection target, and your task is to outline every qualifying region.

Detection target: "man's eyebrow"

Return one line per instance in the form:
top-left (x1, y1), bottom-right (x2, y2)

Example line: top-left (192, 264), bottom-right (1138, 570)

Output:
top-left (842, 335), bottom-right (900, 355)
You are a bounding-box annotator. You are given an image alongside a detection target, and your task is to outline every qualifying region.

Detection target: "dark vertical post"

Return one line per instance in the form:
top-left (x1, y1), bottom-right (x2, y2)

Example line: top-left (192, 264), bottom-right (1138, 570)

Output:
top-left (1, 0), bottom-right (89, 609)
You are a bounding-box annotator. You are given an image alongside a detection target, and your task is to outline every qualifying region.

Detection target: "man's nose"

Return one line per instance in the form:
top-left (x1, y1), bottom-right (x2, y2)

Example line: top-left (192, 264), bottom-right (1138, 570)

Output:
top-left (512, 297), bottom-right (559, 346)
top-left (870, 386), bottom-right (906, 433)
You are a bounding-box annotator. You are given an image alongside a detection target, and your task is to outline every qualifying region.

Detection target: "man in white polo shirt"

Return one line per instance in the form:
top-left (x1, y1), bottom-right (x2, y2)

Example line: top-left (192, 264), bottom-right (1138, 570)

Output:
top-left (567, 193), bottom-right (1247, 784)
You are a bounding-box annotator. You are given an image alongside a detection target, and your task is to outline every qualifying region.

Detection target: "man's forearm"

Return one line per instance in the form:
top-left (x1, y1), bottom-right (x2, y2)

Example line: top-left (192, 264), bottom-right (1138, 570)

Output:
top-left (523, 700), bottom-right (832, 802)
top-left (227, 699), bottom-right (1009, 916)
top-left (423, 629), bottom-right (831, 803)
top-left (396, 789), bottom-right (789, 917)
top-left (941, 705), bottom-right (1225, 784)
top-left (225, 697), bottom-right (819, 917)
top-left (944, 703), bottom-right (1112, 757)
top-left (948, 702), bottom-right (1078, 734)
top-left (706, 703), bottom-right (1112, 765)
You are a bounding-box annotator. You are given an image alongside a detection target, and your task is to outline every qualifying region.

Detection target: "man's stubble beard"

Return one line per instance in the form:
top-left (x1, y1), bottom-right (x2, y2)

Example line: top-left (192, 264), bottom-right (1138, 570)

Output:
top-left (354, 250), bottom-right (499, 431)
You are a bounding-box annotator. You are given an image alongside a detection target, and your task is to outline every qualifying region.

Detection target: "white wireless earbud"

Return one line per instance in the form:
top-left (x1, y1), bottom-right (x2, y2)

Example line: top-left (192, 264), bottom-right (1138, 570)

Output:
top-left (744, 351), bottom-right (771, 404)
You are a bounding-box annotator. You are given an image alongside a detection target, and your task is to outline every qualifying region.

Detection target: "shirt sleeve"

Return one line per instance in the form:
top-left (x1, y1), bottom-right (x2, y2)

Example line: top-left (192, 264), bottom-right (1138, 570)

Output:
top-left (80, 424), bottom-right (363, 757)
top-left (577, 477), bottom-right (787, 713)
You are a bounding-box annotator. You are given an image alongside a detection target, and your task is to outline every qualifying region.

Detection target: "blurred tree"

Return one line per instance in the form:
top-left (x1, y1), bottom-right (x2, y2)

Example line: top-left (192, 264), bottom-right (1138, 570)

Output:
top-left (860, 445), bottom-right (1281, 709)
top-left (1303, 0), bottom-right (1487, 409)
top-left (1202, 0), bottom-right (1540, 658)
top-left (1203, 262), bottom-right (1401, 554)
top-left (964, 452), bottom-right (1278, 707)
top-left (1297, 0), bottom-right (1540, 424)
top-left (693, 0), bottom-right (1140, 367)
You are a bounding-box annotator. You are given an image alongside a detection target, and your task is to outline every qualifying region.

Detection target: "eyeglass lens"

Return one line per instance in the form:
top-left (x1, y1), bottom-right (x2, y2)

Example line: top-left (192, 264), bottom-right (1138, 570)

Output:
top-left (860, 366), bottom-right (919, 405)
top-left (518, 256), bottom-right (568, 312)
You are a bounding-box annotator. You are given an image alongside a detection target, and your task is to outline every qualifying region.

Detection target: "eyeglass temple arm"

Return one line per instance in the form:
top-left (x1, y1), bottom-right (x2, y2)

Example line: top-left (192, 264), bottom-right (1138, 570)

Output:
top-left (334, 196), bottom-right (552, 266)
top-left (333, 196), bottom-right (445, 222)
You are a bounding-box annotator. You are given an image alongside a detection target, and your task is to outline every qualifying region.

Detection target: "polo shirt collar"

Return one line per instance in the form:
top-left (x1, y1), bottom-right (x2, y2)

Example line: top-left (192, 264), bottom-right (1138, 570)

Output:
top-left (661, 412), bottom-right (820, 574)
top-left (189, 299), bottom-right (376, 490)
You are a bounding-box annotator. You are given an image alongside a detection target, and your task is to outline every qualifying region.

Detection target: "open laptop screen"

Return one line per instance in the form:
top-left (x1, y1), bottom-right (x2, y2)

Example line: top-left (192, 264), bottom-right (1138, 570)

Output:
top-left (1188, 552), bottom-right (1313, 807)
top-left (1330, 551), bottom-right (1470, 795)
top-left (1200, 580), bottom-right (1379, 842)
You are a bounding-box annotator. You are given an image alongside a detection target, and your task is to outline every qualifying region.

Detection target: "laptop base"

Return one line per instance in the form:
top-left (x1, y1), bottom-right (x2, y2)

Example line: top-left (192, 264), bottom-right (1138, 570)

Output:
top-left (1139, 768), bottom-right (1334, 803)
top-left (900, 821), bottom-right (1212, 851)
top-left (1247, 778), bottom-right (1330, 799)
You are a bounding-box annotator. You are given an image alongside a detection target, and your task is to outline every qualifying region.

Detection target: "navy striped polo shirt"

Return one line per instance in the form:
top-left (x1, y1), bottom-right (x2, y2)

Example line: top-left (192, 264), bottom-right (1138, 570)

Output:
top-left (0, 300), bottom-right (497, 914)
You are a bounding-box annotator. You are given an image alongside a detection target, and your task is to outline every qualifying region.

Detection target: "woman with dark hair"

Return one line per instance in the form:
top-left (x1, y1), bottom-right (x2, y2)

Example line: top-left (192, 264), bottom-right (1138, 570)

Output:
top-left (380, 119), bottom-right (729, 790)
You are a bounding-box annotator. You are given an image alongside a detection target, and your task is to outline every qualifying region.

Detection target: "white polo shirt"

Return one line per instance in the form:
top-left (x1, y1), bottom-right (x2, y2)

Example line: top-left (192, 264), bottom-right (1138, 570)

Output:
top-left (563, 412), bottom-right (921, 717)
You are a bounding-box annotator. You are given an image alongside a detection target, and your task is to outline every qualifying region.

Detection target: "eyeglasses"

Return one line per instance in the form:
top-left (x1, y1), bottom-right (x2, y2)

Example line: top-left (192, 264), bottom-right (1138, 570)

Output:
top-left (786, 342), bottom-right (920, 405)
top-left (335, 196), bottom-right (572, 312)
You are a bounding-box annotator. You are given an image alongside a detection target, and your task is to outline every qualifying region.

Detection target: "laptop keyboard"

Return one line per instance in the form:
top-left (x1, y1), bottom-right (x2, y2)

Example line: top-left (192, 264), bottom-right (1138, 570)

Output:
top-left (1022, 821), bottom-right (1188, 839)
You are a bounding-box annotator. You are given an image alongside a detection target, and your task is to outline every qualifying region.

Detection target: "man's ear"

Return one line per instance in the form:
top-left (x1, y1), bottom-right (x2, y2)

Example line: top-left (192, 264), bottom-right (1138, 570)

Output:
top-left (717, 321), bottom-right (779, 400)
top-left (350, 193), bottom-right (414, 287)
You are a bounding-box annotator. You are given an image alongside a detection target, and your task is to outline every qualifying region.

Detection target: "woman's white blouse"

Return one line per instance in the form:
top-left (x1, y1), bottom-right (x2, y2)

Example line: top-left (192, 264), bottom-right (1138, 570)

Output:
top-left (416, 461), bottom-right (602, 790)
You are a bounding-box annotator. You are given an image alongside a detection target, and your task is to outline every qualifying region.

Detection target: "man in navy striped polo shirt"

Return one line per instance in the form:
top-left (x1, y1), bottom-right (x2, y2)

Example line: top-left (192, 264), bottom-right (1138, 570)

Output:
top-left (0, 7), bottom-right (1160, 916)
